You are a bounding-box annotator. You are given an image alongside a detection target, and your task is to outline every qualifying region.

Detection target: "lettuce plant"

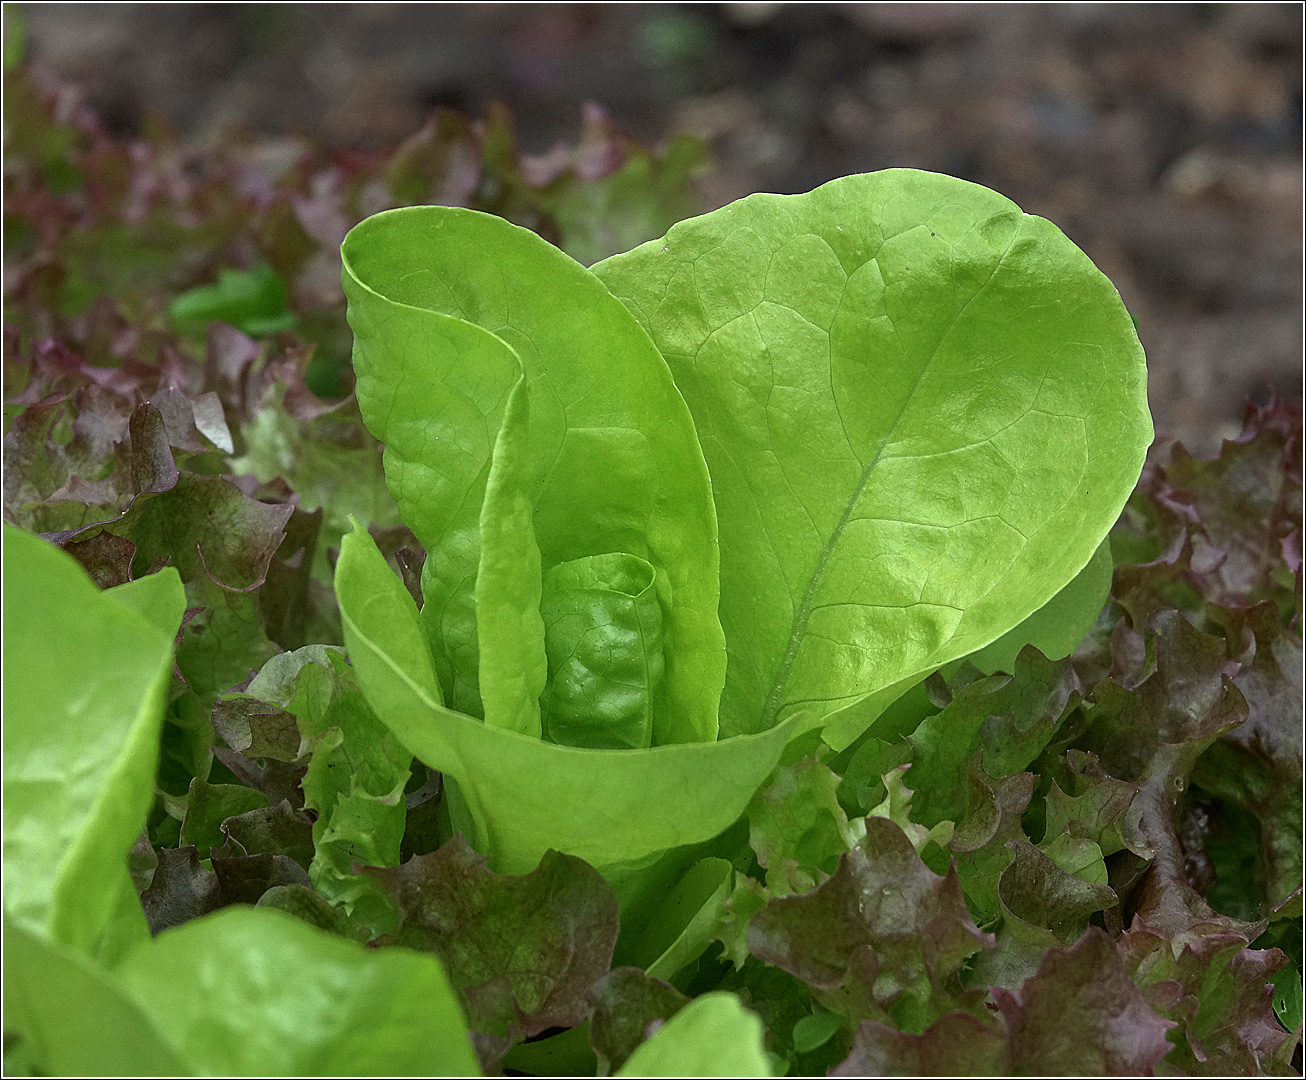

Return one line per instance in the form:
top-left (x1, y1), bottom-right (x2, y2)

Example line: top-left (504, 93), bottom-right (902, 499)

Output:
top-left (334, 168), bottom-right (1152, 902)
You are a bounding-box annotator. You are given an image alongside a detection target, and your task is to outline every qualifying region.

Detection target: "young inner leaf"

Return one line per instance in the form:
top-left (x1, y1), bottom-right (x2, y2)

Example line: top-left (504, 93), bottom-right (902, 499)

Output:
top-left (540, 552), bottom-right (666, 750)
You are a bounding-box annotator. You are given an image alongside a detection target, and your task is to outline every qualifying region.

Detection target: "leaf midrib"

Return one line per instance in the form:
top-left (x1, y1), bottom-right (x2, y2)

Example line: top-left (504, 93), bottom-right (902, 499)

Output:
top-left (756, 229), bottom-right (1020, 731)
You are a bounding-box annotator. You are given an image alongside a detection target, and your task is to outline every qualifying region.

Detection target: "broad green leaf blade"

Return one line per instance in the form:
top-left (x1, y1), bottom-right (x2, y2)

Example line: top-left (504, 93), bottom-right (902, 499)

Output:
top-left (593, 168), bottom-right (1151, 748)
top-left (615, 991), bottom-right (772, 1077)
top-left (962, 535), bottom-right (1112, 675)
top-left (336, 521), bottom-right (813, 875)
top-left (3, 917), bottom-right (187, 1078)
top-left (540, 551), bottom-right (665, 749)
top-left (105, 567), bottom-right (188, 638)
top-left (342, 206), bottom-right (726, 744)
top-left (475, 377), bottom-right (547, 738)
top-left (2, 526), bottom-right (182, 955)
top-left (114, 906), bottom-right (479, 1076)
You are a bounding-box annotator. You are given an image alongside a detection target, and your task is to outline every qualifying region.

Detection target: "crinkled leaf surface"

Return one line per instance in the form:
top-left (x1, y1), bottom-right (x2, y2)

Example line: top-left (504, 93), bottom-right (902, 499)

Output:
top-left (906, 646), bottom-right (1080, 827)
top-left (342, 205), bottom-right (725, 745)
top-left (832, 930), bottom-right (1176, 1077)
top-left (831, 1011), bottom-right (1007, 1077)
top-left (255, 883), bottom-right (372, 943)
top-left (178, 779), bottom-right (269, 857)
top-left (997, 839), bottom-right (1117, 943)
top-left (366, 835), bottom-right (619, 1039)
top-left (230, 644), bottom-right (413, 931)
top-left (947, 762), bottom-right (1037, 923)
top-left (219, 799), bottom-right (316, 869)
top-left (210, 851), bottom-right (311, 907)
top-left (593, 169), bottom-right (1151, 748)
top-left (1121, 923), bottom-right (1296, 1075)
top-left (139, 846), bottom-right (223, 935)
top-left (1133, 398), bottom-right (1301, 609)
top-left (1193, 602), bottom-right (1303, 909)
top-left (747, 758), bottom-right (864, 896)
top-left (993, 928), bottom-right (1175, 1076)
top-left (335, 520), bottom-right (813, 876)
top-left (748, 816), bottom-right (992, 1032)
top-left (540, 551), bottom-right (666, 749)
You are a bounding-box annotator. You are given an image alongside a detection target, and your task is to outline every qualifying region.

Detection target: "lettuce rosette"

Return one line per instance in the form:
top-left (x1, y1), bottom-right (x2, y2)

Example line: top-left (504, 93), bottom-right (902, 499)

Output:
top-left (335, 169), bottom-right (1151, 913)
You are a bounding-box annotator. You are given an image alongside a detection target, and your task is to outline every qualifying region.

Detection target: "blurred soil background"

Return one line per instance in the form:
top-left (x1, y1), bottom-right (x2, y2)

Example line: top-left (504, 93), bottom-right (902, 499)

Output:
top-left (17, 1), bottom-right (1304, 455)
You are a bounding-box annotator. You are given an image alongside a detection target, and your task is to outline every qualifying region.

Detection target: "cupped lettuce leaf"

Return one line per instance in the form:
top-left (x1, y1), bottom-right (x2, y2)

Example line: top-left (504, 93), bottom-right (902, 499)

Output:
top-left (593, 168), bottom-right (1151, 748)
top-left (342, 206), bottom-right (726, 745)
top-left (337, 288), bottom-right (519, 720)
top-left (335, 521), bottom-right (813, 877)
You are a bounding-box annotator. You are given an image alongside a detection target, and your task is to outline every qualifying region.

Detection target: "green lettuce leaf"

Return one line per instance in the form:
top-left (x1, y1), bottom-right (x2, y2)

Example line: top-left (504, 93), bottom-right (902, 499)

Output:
top-left (626, 856), bottom-right (736, 981)
top-left (169, 265), bottom-right (296, 338)
top-left (540, 552), bottom-right (666, 749)
top-left (2, 920), bottom-right (186, 1077)
top-left (475, 377), bottom-right (549, 738)
top-left (746, 758), bottom-right (863, 897)
top-left (614, 992), bottom-right (772, 1077)
top-left (593, 169), bottom-right (1151, 748)
top-left (115, 906), bottom-right (478, 1076)
top-left (961, 535), bottom-right (1113, 676)
top-left (906, 646), bottom-right (1081, 827)
top-left (178, 780), bottom-right (269, 858)
top-left (220, 644), bottom-right (413, 931)
top-left (2, 526), bottom-right (183, 957)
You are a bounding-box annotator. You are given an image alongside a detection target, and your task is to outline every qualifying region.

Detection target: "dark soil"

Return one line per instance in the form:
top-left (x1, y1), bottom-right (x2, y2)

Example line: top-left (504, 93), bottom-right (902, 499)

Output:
top-left (20, 2), bottom-right (1304, 454)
